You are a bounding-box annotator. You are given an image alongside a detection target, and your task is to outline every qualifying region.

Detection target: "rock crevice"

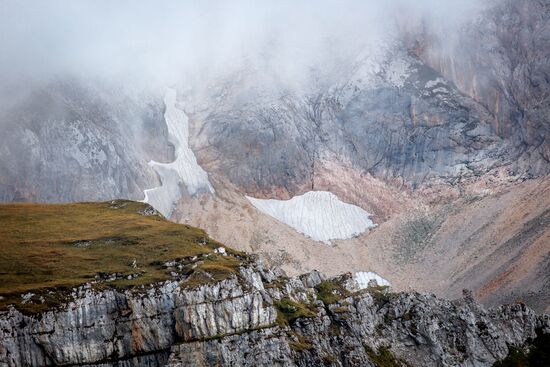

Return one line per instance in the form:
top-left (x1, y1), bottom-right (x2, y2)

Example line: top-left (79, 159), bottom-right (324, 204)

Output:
top-left (1, 263), bottom-right (547, 367)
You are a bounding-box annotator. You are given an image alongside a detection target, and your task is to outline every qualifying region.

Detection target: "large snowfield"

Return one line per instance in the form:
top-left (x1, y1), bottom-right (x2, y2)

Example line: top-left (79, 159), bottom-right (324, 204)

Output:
top-left (143, 89), bottom-right (214, 217)
top-left (246, 191), bottom-right (375, 243)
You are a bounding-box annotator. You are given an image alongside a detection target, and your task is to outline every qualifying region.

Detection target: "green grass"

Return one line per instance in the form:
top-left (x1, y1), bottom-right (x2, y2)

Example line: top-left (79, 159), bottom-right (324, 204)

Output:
top-left (275, 297), bottom-right (316, 325)
top-left (322, 354), bottom-right (338, 364)
top-left (493, 346), bottom-right (529, 367)
top-left (367, 285), bottom-right (392, 307)
top-left (365, 346), bottom-right (402, 367)
top-left (315, 279), bottom-right (350, 305)
top-left (287, 330), bottom-right (314, 352)
top-left (0, 200), bottom-right (243, 313)
top-left (493, 329), bottom-right (550, 367)
top-left (289, 333), bottom-right (314, 352)
top-left (333, 306), bottom-right (350, 313)
top-left (180, 254), bottom-right (242, 289)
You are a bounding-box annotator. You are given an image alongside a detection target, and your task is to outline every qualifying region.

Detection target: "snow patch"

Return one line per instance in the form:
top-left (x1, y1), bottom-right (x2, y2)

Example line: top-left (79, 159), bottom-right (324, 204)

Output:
top-left (385, 58), bottom-right (411, 88)
top-left (431, 87), bottom-right (449, 94)
top-left (353, 271), bottom-right (390, 289)
top-left (246, 191), bottom-right (375, 243)
top-left (143, 88), bottom-right (214, 218)
top-left (425, 77), bottom-right (447, 89)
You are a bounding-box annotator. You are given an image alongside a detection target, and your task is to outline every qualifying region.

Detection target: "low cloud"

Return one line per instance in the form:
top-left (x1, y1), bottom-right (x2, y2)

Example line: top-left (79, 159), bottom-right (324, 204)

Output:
top-left (0, 0), bottom-right (490, 94)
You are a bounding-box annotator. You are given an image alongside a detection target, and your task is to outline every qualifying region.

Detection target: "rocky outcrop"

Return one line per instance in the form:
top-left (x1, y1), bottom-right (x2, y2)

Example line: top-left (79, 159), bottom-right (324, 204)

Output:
top-left (0, 79), bottom-right (170, 203)
top-left (191, 53), bottom-right (512, 197)
top-left (1, 261), bottom-right (547, 367)
top-left (3, 1), bottom-right (547, 204)
top-left (403, 0), bottom-right (550, 175)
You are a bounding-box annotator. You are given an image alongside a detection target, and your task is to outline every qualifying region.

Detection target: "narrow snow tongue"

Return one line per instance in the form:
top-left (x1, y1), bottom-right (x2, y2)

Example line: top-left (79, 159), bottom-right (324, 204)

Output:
top-left (142, 88), bottom-right (214, 218)
top-left (246, 191), bottom-right (375, 243)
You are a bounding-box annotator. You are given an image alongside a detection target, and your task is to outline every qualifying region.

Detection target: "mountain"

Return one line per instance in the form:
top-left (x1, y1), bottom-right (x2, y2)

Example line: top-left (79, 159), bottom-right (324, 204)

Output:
top-left (0, 0), bottom-right (548, 315)
top-left (0, 201), bottom-right (548, 367)
top-left (0, 80), bottom-right (168, 203)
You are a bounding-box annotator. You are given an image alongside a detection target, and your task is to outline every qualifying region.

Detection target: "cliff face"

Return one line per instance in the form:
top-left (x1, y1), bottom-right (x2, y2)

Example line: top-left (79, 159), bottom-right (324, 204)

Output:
top-left (1, 1), bottom-right (547, 204)
top-left (1, 261), bottom-right (548, 367)
top-left (191, 46), bottom-right (513, 198)
top-left (405, 0), bottom-right (550, 173)
top-left (187, 1), bottom-right (549, 198)
top-left (0, 0), bottom-right (548, 338)
top-left (0, 80), bottom-right (170, 203)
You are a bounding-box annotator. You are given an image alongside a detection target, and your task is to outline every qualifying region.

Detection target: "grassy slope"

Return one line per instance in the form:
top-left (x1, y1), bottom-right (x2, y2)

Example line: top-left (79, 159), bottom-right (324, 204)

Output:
top-left (0, 200), bottom-right (242, 312)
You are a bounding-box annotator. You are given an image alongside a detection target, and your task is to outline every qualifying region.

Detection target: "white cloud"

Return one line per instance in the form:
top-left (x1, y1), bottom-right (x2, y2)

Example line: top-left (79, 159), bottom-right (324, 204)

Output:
top-left (0, 0), bottom-right (489, 90)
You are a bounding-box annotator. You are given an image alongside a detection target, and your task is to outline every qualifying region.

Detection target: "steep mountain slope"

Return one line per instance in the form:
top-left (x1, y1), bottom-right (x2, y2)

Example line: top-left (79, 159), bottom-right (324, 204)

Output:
top-left (189, 48), bottom-right (513, 198)
top-left (171, 167), bottom-right (549, 313)
top-left (403, 0), bottom-right (550, 173)
top-left (0, 80), bottom-right (169, 203)
top-left (0, 202), bottom-right (548, 367)
top-left (359, 177), bottom-right (550, 313)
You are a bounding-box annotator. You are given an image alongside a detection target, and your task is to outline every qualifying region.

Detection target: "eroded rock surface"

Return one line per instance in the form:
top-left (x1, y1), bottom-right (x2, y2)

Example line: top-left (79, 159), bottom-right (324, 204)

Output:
top-left (0, 80), bottom-right (169, 203)
top-left (1, 261), bottom-right (547, 367)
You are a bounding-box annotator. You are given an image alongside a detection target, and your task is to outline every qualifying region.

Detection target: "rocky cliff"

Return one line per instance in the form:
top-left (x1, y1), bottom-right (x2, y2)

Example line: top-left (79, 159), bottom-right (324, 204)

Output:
top-left (403, 0), bottom-right (550, 174)
top-left (1, 260), bottom-right (548, 367)
top-left (0, 80), bottom-right (169, 203)
top-left (1, 1), bottom-right (547, 203)
top-left (0, 0), bottom-right (548, 341)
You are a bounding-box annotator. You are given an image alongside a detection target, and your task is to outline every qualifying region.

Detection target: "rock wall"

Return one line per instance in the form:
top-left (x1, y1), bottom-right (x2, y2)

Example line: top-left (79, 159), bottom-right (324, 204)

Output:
top-left (0, 80), bottom-right (169, 203)
top-left (405, 0), bottom-right (550, 174)
top-left (190, 47), bottom-right (518, 199)
top-left (1, 262), bottom-right (547, 366)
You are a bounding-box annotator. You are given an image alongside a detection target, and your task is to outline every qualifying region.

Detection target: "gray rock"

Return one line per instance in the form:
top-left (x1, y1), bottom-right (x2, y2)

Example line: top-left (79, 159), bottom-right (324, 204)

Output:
top-left (0, 261), bottom-right (547, 367)
top-left (0, 79), bottom-right (170, 203)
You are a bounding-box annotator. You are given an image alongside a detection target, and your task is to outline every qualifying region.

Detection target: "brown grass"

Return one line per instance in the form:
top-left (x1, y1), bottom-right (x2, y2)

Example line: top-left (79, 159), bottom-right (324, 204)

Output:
top-left (0, 200), bottom-right (240, 312)
top-left (180, 254), bottom-right (242, 289)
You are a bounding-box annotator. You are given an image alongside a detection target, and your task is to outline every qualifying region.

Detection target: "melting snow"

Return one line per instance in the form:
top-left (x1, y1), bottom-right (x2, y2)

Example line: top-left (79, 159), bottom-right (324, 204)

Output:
top-left (143, 88), bottom-right (214, 217)
top-left (353, 271), bottom-right (390, 289)
top-left (246, 191), bottom-right (375, 243)
top-left (425, 77), bottom-right (447, 89)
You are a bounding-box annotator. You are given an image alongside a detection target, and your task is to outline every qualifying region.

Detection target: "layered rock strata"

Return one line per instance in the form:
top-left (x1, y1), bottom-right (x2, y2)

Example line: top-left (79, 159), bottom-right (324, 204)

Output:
top-left (1, 261), bottom-right (547, 367)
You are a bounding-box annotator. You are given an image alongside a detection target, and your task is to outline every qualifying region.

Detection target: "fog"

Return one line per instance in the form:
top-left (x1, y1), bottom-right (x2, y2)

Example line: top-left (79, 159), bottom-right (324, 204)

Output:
top-left (0, 0), bottom-right (489, 94)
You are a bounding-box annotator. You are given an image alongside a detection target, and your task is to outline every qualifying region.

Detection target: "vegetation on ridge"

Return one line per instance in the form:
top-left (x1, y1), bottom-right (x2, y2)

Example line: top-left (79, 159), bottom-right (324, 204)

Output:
top-left (492, 329), bottom-right (550, 367)
top-left (315, 279), bottom-right (350, 304)
top-left (275, 297), bottom-right (316, 325)
top-left (365, 345), bottom-right (403, 367)
top-left (0, 200), bottom-right (243, 313)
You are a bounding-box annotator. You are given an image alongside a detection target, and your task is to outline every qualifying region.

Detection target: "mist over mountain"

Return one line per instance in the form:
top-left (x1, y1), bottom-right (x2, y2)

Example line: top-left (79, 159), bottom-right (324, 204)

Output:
top-left (0, 1), bottom-right (548, 366)
top-left (0, 1), bottom-right (486, 92)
